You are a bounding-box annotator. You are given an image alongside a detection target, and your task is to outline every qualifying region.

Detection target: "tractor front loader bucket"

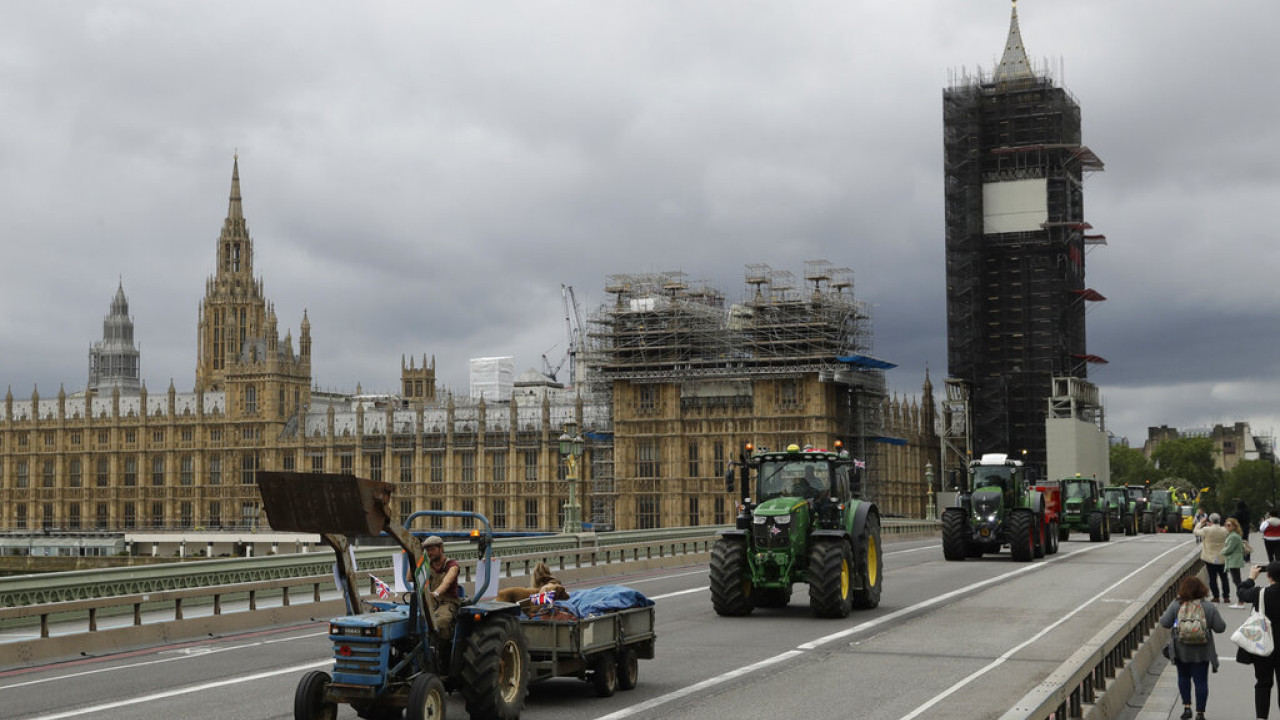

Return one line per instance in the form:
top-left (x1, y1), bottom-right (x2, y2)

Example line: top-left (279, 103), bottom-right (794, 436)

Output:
top-left (256, 471), bottom-right (394, 536)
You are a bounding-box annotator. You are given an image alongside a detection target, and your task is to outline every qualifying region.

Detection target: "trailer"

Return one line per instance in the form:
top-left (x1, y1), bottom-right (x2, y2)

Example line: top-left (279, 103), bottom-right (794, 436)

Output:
top-left (520, 604), bottom-right (657, 696)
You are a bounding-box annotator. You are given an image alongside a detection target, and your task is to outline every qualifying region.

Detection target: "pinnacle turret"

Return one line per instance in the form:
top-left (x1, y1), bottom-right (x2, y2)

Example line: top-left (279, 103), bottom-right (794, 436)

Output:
top-left (994, 0), bottom-right (1034, 83)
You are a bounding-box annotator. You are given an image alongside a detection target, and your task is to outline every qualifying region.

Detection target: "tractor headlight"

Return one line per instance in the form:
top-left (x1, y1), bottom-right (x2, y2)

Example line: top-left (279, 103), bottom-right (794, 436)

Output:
top-left (774, 514), bottom-right (791, 525)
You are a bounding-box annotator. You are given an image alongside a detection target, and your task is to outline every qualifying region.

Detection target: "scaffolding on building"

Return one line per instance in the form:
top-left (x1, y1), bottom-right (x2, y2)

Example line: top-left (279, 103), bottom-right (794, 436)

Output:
top-left (585, 262), bottom-right (891, 504)
top-left (942, 63), bottom-right (1105, 479)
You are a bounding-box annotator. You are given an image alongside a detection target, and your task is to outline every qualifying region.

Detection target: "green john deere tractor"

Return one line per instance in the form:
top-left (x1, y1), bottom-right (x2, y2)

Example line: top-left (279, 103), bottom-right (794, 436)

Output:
top-left (1148, 490), bottom-right (1184, 532)
top-left (710, 442), bottom-right (883, 619)
top-left (1057, 477), bottom-right (1112, 541)
top-left (1128, 484), bottom-right (1157, 533)
top-left (941, 453), bottom-right (1048, 561)
top-left (1101, 486), bottom-right (1136, 537)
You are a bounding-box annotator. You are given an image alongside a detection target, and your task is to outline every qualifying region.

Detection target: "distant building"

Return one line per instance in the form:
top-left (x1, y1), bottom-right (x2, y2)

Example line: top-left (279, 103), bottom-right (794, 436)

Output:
top-left (1143, 423), bottom-right (1265, 473)
top-left (0, 159), bottom-right (939, 535)
top-left (942, 3), bottom-right (1106, 478)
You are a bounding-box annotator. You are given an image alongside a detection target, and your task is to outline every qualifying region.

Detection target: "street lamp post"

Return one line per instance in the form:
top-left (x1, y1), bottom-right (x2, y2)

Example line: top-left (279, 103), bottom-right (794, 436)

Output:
top-left (559, 422), bottom-right (585, 534)
top-left (925, 462), bottom-right (936, 520)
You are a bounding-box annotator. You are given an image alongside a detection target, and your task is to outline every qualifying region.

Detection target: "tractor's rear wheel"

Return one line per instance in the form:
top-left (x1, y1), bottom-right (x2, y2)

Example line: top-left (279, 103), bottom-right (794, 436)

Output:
top-left (1058, 523), bottom-right (1070, 542)
top-left (941, 508), bottom-right (968, 561)
top-left (1123, 513), bottom-right (1137, 536)
top-left (1088, 512), bottom-right (1104, 542)
top-left (406, 673), bottom-right (446, 720)
top-left (710, 538), bottom-right (755, 616)
top-left (851, 511), bottom-right (883, 609)
top-left (1141, 512), bottom-right (1156, 534)
top-left (294, 671), bottom-right (337, 720)
top-left (808, 540), bottom-right (854, 618)
top-left (1046, 522), bottom-right (1060, 555)
top-left (459, 614), bottom-right (529, 720)
top-left (1008, 511), bottom-right (1035, 562)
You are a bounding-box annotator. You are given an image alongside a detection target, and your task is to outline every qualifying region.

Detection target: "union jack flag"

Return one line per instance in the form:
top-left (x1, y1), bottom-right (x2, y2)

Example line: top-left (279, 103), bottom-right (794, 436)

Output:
top-left (854, 459), bottom-right (866, 469)
top-left (370, 574), bottom-right (392, 599)
top-left (530, 591), bottom-right (553, 604)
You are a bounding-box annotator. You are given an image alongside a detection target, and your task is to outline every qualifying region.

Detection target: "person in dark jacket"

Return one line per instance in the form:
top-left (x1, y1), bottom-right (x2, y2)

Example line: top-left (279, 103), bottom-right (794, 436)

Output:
top-left (1239, 499), bottom-right (1255, 560)
top-left (1237, 561), bottom-right (1280, 719)
top-left (1161, 575), bottom-right (1227, 720)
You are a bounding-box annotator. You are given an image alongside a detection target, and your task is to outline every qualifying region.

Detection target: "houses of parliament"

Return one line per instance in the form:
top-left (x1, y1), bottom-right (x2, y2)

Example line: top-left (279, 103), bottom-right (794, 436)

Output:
top-left (0, 158), bottom-right (939, 540)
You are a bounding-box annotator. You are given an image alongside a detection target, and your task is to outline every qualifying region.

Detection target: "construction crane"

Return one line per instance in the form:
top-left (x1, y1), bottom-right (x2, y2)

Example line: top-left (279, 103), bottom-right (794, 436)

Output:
top-left (562, 284), bottom-right (584, 387)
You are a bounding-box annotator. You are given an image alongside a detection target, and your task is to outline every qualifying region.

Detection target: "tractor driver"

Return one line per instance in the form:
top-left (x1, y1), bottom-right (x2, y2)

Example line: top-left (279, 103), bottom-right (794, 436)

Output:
top-left (793, 466), bottom-right (829, 502)
top-left (422, 535), bottom-right (461, 639)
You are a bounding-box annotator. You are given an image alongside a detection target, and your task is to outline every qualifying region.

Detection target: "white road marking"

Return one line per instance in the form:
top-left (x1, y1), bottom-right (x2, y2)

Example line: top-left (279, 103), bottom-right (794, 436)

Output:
top-left (20, 659), bottom-right (332, 720)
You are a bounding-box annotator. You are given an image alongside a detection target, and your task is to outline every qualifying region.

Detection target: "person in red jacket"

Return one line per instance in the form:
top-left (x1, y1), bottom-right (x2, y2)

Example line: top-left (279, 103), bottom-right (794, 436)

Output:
top-left (1260, 509), bottom-right (1280, 563)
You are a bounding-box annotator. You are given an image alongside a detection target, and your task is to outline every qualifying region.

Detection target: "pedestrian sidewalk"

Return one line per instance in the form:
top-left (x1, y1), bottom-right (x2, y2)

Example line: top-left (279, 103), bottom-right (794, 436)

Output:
top-left (1129, 601), bottom-right (1263, 720)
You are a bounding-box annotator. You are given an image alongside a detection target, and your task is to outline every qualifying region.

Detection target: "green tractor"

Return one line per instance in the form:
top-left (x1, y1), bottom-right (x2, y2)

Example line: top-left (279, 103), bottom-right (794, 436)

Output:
top-left (1128, 484), bottom-right (1157, 533)
top-left (1101, 486), bottom-right (1136, 537)
top-left (941, 453), bottom-right (1048, 561)
top-left (1056, 477), bottom-right (1112, 541)
top-left (710, 441), bottom-right (883, 618)
top-left (1148, 490), bottom-right (1184, 533)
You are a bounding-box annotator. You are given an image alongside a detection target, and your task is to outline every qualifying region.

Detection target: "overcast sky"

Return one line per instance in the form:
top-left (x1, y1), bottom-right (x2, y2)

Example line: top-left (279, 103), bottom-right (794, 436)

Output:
top-left (2, 2), bottom-right (1278, 447)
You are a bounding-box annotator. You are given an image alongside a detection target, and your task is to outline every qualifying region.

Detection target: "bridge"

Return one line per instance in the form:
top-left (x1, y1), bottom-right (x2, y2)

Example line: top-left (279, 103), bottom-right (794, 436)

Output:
top-left (0, 524), bottom-right (1197, 720)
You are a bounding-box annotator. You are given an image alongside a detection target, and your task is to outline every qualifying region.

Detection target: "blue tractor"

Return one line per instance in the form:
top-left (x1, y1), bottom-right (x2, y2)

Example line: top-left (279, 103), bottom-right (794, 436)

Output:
top-left (257, 471), bottom-right (529, 720)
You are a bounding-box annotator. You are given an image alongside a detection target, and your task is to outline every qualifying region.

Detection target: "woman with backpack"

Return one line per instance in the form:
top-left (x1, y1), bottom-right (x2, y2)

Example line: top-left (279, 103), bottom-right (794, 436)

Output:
top-left (1160, 575), bottom-right (1226, 720)
top-left (1236, 562), bottom-right (1280, 720)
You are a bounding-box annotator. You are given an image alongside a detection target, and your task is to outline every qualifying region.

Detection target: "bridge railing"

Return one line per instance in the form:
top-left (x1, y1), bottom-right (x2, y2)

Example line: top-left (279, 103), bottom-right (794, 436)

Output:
top-left (0, 519), bottom-right (939, 669)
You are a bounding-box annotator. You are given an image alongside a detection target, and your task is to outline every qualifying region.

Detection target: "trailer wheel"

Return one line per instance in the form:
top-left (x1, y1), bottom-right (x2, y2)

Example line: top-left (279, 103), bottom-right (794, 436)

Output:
top-left (941, 508), bottom-right (968, 561)
top-left (808, 540), bottom-right (854, 617)
top-left (1046, 522), bottom-right (1059, 555)
top-left (592, 651), bottom-right (619, 697)
top-left (459, 614), bottom-right (529, 720)
top-left (1008, 510), bottom-right (1035, 562)
top-left (1058, 523), bottom-right (1070, 542)
top-left (1032, 517), bottom-right (1046, 559)
top-left (294, 670), bottom-right (337, 720)
top-left (851, 511), bottom-right (883, 610)
top-left (617, 647), bottom-right (639, 691)
top-left (710, 538), bottom-right (755, 616)
top-left (406, 673), bottom-right (446, 720)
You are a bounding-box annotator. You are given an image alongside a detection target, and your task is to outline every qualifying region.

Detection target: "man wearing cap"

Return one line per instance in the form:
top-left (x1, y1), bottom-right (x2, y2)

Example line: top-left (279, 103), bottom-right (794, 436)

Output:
top-left (1195, 513), bottom-right (1231, 603)
top-left (422, 535), bottom-right (461, 639)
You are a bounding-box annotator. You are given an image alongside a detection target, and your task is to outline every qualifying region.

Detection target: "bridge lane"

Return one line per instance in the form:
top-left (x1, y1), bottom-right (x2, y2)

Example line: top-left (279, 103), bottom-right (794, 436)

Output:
top-left (0, 534), bottom-right (1195, 720)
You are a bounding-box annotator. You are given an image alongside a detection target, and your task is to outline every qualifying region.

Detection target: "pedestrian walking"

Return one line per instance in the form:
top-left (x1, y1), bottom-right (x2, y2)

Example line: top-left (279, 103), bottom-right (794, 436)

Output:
top-left (1160, 575), bottom-right (1226, 720)
top-left (1235, 562), bottom-right (1280, 719)
top-left (1224, 517), bottom-right (1247, 607)
top-left (1196, 513), bottom-right (1231, 603)
top-left (1260, 509), bottom-right (1280, 562)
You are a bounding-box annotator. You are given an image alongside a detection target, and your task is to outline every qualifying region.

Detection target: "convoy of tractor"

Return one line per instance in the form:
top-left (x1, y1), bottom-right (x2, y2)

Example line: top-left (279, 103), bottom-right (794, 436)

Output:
top-left (252, 437), bottom-right (1198, 720)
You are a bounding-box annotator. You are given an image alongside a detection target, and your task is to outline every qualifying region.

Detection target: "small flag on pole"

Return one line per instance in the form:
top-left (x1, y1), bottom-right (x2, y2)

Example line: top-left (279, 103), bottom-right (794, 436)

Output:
top-left (854, 459), bottom-right (866, 469)
top-left (370, 574), bottom-right (392, 599)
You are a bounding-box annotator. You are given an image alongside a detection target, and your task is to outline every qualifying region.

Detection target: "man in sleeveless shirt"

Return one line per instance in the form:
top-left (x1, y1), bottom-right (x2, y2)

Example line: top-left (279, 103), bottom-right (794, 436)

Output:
top-left (422, 535), bottom-right (461, 639)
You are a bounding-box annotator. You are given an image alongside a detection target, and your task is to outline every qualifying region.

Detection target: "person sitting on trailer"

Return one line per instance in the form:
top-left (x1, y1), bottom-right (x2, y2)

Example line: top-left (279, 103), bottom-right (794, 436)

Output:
top-left (422, 535), bottom-right (461, 639)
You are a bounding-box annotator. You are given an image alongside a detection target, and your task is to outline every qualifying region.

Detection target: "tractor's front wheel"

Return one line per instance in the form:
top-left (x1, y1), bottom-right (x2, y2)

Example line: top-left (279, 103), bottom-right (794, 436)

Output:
top-left (1123, 513), bottom-right (1137, 536)
top-left (1141, 512), bottom-right (1156, 534)
top-left (754, 588), bottom-right (791, 608)
top-left (851, 511), bottom-right (883, 609)
top-left (294, 671), bottom-right (337, 720)
top-left (710, 538), bottom-right (755, 616)
top-left (941, 508), bottom-right (969, 561)
top-left (459, 614), bottom-right (529, 720)
top-left (808, 540), bottom-right (854, 618)
top-left (1008, 511), bottom-right (1035, 562)
top-left (406, 672), bottom-right (446, 720)
top-left (1088, 512), bottom-right (1104, 542)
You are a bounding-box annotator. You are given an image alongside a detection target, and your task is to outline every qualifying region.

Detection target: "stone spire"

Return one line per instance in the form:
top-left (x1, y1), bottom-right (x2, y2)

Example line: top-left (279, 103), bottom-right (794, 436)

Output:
top-left (89, 279), bottom-right (142, 395)
top-left (228, 153), bottom-right (244, 222)
top-left (994, 0), bottom-right (1035, 83)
